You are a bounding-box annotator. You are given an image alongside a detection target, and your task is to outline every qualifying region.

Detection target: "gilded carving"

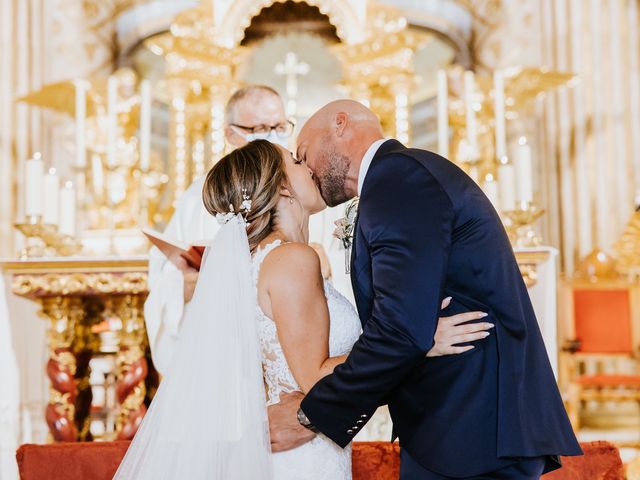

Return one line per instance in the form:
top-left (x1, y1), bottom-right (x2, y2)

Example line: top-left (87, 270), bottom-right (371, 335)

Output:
top-left (3, 258), bottom-right (151, 441)
top-left (514, 250), bottom-right (551, 288)
top-left (220, 0), bottom-right (366, 47)
top-left (12, 272), bottom-right (148, 298)
top-left (613, 210), bottom-right (640, 278)
top-left (113, 293), bottom-right (149, 439)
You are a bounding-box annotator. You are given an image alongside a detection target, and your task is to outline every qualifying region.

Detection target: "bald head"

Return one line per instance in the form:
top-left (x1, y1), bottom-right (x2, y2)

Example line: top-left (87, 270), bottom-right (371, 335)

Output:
top-left (297, 100), bottom-right (384, 206)
top-left (300, 100), bottom-right (382, 136)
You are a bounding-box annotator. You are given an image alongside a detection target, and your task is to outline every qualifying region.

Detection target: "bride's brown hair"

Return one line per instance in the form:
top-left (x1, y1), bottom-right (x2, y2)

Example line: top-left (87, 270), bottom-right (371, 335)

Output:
top-left (203, 140), bottom-right (287, 251)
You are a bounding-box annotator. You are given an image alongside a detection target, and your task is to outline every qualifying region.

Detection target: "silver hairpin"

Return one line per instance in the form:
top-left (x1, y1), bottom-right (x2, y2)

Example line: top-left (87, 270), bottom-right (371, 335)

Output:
top-left (241, 188), bottom-right (252, 213)
top-left (215, 188), bottom-right (252, 227)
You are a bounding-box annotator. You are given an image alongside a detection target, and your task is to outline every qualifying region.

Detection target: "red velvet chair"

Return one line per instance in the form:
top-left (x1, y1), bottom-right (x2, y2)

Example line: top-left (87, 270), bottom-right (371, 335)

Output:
top-left (559, 278), bottom-right (640, 429)
top-left (16, 441), bottom-right (130, 480)
top-left (16, 440), bottom-right (624, 479)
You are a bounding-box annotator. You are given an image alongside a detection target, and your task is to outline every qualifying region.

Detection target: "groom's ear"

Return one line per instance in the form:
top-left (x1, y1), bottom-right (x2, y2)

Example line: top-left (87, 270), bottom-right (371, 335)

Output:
top-left (335, 112), bottom-right (348, 137)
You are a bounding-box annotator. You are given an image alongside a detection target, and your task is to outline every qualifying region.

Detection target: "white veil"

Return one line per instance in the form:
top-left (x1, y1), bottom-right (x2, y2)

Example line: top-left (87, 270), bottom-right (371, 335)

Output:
top-left (114, 214), bottom-right (273, 479)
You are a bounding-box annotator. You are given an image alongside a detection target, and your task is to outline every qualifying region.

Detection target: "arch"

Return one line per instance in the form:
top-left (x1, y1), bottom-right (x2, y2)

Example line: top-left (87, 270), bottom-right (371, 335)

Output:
top-left (213, 0), bottom-right (367, 47)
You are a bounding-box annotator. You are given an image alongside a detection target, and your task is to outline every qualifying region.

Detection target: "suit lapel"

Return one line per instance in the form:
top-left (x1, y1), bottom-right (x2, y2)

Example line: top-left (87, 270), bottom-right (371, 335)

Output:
top-left (349, 139), bottom-right (403, 269)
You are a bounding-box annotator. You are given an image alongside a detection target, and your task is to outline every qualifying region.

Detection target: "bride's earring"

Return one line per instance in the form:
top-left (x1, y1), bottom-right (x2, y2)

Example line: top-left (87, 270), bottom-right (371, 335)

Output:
top-left (289, 197), bottom-right (294, 205)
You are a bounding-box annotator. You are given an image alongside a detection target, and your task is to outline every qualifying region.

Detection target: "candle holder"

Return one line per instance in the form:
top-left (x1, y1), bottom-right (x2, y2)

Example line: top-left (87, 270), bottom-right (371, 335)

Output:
top-left (502, 202), bottom-right (545, 248)
top-left (15, 218), bottom-right (82, 258)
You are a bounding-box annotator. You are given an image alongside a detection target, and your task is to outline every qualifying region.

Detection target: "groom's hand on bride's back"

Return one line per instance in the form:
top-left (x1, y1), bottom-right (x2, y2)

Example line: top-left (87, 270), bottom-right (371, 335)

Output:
top-left (268, 391), bottom-right (315, 452)
top-left (426, 297), bottom-right (494, 357)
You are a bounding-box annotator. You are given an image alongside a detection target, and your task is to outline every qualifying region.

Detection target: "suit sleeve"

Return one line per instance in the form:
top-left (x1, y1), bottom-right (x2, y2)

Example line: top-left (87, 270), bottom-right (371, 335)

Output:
top-left (300, 155), bottom-right (455, 447)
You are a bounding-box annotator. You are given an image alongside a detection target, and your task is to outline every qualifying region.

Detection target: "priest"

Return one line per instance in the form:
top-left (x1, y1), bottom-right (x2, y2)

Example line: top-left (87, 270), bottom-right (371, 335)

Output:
top-left (144, 85), bottom-right (294, 375)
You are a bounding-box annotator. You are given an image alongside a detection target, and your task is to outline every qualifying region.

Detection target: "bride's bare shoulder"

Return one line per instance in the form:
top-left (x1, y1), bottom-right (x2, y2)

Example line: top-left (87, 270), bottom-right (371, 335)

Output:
top-left (260, 242), bottom-right (322, 284)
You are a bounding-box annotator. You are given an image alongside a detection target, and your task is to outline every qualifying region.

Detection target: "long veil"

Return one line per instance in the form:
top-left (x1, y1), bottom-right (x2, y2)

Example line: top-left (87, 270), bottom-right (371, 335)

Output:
top-left (114, 215), bottom-right (273, 479)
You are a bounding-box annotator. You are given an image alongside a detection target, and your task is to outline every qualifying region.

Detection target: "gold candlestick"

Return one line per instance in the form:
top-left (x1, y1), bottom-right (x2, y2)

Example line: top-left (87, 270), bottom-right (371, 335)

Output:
top-left (503, 202), bottom-right (546, 248)
top-left (15, 218), bottom-right (82, 258)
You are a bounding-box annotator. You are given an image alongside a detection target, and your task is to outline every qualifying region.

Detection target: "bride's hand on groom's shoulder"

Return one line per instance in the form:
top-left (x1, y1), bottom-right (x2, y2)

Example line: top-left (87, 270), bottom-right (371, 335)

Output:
top-left (268, 391), bottom-right (316, 453)
top-left (426, 297), bottom-right (495, 358)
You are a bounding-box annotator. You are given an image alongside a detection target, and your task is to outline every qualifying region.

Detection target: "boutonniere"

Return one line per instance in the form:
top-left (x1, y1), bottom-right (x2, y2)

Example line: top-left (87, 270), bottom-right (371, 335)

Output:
top-left (333, 197), bottom-right (359, 273)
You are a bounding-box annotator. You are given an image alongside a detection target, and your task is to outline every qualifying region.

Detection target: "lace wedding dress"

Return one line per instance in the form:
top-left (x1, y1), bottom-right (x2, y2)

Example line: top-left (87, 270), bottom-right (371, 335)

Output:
top-left (254, 241), bottom-right (362, 480)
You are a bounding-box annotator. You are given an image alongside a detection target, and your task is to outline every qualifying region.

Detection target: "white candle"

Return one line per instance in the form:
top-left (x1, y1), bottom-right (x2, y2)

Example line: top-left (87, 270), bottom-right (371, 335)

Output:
top-left (515, 137), bottom-right (533, 205)
top-left (493, 70), bottom-right (507, 160)
top-left (483, 174), bottom-right (500, 211)
top-left (107, 76), bottom-right (117, 167)
top-left (91, 153), bottom-right (104, 194)
top-left (59, 181), bottom-right (76, 236)
top-left (498, 162), bottom-right (516, 211)
top-left (43, 168), bottom-right (60, 225)
top-left (437, 70), bottom-right (449, 158)
top-left (139, 80), bottom-right (151, 171)
top-left (74, 80), bottom-right (87, 167)
top-left (25, 152), bottom-right (44, 217)
top-left (464, 71), bottom-right (478, 160)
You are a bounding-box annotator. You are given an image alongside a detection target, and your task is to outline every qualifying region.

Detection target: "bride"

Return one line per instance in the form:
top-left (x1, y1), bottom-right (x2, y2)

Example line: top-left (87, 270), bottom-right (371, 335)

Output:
top-left (113, 140), bottom-right (493, 479)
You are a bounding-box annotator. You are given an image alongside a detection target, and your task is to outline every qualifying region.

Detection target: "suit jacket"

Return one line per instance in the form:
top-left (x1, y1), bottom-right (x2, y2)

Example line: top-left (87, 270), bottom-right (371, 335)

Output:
top-left (300, 140), bottom-right (582, 477)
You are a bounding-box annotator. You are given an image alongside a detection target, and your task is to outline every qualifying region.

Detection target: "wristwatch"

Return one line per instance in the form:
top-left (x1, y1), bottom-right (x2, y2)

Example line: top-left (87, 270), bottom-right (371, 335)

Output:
top-left (297, 407), bottom-right (320, 434)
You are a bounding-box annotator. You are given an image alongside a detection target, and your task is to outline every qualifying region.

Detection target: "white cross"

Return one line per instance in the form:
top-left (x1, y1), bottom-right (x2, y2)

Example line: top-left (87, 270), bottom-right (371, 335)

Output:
top-left (275, 52), bottom-right (309, 117)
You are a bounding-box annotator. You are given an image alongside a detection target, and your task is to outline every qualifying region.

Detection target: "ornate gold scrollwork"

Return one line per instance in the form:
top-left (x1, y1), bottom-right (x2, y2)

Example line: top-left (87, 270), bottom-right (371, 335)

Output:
top-left (514, 250), bottom-right (551, 288)
top-left (12, 272), bottom-right (148, 297)
top-left (113, 294), bottom-right (149, 439)
top-left (3, 259), bottom-right (150, 441)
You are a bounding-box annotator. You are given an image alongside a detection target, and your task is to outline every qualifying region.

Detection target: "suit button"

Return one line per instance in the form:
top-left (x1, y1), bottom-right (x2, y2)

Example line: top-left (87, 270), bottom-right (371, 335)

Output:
top-left (347, 429), bottom-right (354, 435)
top-left (356, 420), bottom-right (364, 425)
top-left (360, 414), bottom-right (367, 418)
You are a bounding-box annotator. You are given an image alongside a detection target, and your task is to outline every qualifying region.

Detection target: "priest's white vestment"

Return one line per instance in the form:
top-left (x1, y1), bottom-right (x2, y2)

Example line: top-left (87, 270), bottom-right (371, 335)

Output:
top-left (144, 177), bottom-right (219, 375)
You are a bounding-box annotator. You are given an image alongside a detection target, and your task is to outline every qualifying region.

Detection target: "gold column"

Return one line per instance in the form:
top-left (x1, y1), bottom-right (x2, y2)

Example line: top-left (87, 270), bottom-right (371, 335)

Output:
top-left (332, 4), bottom-right (429, 145)
top-left (39, 296), bottom-right (84, 442)
top-left (389, 73), bottom-right (413, 145)
top-left (209, 85), bottom-right (227, 163)
top-left (113, 294), bottom-right (148, 440)
top-left (345, 79), bottom-right (371, 108)
top-left (191, 122), bottom-right (207, 180)
top-left (170, 93), bottom-right (188, 207)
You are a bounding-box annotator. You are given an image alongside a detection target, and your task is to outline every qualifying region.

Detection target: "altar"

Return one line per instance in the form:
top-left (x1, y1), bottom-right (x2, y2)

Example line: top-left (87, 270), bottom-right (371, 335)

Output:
top-left (0, 257), bottom-right (154, 443)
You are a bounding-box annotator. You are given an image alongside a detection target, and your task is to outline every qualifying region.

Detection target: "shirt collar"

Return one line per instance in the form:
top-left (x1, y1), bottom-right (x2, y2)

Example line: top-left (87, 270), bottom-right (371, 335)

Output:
top-left (357, 139), bottom-right (387, 196)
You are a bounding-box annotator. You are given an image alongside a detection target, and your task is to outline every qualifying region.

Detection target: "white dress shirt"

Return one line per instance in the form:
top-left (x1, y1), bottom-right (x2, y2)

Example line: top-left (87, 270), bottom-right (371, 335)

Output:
top-left (357, 138), bottom-right (387, 196)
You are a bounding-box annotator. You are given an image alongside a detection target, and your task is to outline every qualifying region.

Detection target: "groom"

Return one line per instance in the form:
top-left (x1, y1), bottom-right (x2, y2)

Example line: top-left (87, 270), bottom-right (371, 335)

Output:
top-left (268, 100), bottom-right (582, 479)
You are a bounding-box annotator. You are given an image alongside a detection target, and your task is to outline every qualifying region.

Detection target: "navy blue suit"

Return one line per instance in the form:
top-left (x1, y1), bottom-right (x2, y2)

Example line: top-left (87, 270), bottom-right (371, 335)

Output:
top-left (300, 140), bottom-right (582, 478)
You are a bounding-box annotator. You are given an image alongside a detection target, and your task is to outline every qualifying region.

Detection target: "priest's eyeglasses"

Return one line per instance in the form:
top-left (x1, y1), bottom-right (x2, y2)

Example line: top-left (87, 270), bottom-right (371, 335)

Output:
top-left (230, 119), bottom-right (296, 139)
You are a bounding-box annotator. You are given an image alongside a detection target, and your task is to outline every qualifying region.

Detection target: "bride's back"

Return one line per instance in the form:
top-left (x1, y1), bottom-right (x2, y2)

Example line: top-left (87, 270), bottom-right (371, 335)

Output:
top-left (253, 238), bottom-right (361, 405)
top-left (253, 238), bottom-right (360, 480)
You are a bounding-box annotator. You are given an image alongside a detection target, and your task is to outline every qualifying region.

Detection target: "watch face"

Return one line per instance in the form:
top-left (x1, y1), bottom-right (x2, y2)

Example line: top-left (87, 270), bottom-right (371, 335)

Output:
top-left (297, 408), bottom-right (308, 425)
top-left (297, 408), bottom-right (313, 428)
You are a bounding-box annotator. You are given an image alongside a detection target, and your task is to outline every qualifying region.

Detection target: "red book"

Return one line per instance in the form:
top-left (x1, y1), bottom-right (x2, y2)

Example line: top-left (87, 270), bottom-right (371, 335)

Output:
top-left (142, 228), bottom-right (208, 271)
